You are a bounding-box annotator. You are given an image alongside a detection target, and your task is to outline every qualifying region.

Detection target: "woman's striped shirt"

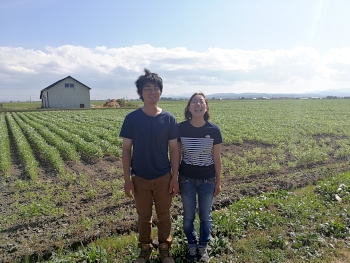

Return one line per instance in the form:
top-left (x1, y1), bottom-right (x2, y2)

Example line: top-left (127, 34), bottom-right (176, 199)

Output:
top-left (178, 120), bottom-right (222, 179)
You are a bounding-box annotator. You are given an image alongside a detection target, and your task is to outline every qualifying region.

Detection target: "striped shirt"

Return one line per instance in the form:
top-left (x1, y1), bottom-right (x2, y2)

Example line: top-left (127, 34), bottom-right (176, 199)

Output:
top-left (181, 137), bottom-right (215, 166)
top-left (178, 120), bottom-right (222, 179)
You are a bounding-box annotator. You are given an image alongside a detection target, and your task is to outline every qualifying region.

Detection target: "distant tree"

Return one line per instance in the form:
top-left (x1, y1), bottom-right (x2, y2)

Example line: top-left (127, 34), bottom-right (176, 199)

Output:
top-left (160, 97), bottom-right (173, 101)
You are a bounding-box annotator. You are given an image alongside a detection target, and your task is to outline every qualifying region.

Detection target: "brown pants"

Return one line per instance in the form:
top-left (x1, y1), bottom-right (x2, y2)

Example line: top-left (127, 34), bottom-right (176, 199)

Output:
top-left (132, 172), bottom-right (173, 247)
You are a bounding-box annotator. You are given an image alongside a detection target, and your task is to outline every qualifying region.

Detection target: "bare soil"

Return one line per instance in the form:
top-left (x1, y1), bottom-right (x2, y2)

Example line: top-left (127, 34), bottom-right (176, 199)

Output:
top-left (1, 139), bottom-right (350, 262)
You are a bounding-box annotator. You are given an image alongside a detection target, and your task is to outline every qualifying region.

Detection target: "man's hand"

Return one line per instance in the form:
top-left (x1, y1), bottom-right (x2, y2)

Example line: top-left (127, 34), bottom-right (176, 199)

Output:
top-left (169, 177), bottom-right (179, 197)
top-left (214, 183), bottom-right (221, 198)
top-left (124, 180), bottom-right (135, 198)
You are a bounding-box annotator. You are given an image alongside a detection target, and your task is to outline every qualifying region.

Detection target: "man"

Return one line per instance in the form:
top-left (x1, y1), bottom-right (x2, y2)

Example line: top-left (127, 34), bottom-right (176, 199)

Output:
top-left (120, 68), bottom-right (180, 263)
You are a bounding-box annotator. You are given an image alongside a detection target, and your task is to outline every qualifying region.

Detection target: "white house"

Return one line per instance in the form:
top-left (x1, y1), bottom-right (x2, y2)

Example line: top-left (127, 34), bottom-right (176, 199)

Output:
top-left (40, 76), bottom-right (91, 109)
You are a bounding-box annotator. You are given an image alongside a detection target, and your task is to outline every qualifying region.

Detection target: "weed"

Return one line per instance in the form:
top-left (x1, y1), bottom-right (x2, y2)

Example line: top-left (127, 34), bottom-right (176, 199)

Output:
top-left (87, 187), bottom-right (98, 199)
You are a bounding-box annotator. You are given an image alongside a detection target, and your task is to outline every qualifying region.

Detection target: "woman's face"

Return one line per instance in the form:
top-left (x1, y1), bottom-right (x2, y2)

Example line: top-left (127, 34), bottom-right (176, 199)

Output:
top-left (188, 95), bottom-right (207, 118)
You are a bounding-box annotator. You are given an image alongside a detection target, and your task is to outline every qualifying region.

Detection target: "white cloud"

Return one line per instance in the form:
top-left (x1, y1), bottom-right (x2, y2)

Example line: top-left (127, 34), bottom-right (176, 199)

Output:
top-left (0, 45), bottom-right (350, 100)
top-left (8, 65), bottom-right (36, 73)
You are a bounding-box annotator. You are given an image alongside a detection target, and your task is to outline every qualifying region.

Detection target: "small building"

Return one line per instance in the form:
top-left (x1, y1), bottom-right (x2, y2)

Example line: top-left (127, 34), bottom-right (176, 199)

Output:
top-left (40, 76), bottom-right (91, 109)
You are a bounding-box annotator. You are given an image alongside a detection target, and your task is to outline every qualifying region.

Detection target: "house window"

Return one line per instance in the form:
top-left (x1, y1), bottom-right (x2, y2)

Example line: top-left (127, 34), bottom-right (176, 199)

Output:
top-left (65, 83), bottom-right (75, 88)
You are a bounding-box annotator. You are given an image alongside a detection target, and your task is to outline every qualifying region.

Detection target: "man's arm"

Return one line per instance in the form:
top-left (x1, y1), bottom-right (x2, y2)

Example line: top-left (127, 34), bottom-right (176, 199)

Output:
top-left (122, 138), bottom-right (134, 198)
top-left (169, 138), bottom-right (180, 196)
top-left (213, 143), bottom-right (222, 197)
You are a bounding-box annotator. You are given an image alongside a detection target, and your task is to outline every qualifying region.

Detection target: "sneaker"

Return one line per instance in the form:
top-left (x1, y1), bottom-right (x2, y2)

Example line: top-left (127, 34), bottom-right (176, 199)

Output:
top-left (198, 246), bottom-right (209, 262)
top-left (158, 243), bottom-right (174, 263)
top-left (187, 246), bottom-right (197, 262)
top-left (133, 244), bottom-right (152, 263)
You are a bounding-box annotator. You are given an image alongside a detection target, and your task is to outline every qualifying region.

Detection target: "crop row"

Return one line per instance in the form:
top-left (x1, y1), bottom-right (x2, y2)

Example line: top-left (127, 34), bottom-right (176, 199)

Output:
top-left (2, 100), bottom-right (350, 180)
top-left (12, 113), bottom-right (65, 174)
top-left (25, 112), bottom-right (122, 156)
top-left (0, 113), bottom-right (11, 173)
top-left (28, 110), bottom-right (124, 146)
top-left (5, 113), bottom-right (38, 179)
top-left (0, 110), bottom-right (126, 179)
top-left (17, 113), bottom-right (80, 162)
top-left (22, 112), bottom-right (104, 158)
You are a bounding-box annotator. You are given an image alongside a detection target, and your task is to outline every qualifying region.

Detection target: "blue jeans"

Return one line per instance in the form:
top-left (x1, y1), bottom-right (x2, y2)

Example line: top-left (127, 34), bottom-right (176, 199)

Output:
top-left (179, 175), bottom-right (215, 247)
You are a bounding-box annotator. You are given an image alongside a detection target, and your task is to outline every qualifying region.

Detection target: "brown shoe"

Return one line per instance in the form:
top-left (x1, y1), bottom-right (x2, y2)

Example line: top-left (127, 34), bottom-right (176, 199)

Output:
top-left (158, 243), bottom-right (175, 263)
top-left (133, 244), bottom-right (152, 263)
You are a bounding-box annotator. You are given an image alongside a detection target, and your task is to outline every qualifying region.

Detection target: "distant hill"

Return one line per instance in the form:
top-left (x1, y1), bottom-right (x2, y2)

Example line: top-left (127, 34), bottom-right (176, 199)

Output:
top-left (164, 88), bottom-right (350, 99)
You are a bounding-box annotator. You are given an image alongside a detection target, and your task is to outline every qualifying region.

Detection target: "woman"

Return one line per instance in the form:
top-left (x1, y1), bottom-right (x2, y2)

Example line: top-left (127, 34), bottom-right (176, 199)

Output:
top-left (178, 92), bottom-right (222, 262)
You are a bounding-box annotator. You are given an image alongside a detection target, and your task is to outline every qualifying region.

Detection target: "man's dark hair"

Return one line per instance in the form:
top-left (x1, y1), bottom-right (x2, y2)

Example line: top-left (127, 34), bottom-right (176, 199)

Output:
top-left (135, 68), bottom-right (163, 101)
top-left (184, 92), bottom-right (210, 121)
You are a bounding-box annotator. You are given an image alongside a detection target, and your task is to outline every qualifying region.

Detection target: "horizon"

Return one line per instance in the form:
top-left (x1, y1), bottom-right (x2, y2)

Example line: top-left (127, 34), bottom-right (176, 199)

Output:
top-left (1, 0), bottom-right (350, 101)
top-left (2, 88), bottom-right (350, 103)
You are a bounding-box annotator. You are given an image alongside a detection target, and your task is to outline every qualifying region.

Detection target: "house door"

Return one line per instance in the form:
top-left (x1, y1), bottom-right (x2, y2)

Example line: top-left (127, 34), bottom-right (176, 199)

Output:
top-left (80, 104), bottom-right (84, 108)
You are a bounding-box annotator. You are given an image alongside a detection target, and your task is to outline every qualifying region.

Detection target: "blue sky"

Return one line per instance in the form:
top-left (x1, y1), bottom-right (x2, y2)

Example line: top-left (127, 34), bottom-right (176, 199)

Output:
top-left (1, 0), bottom-right (350, 101)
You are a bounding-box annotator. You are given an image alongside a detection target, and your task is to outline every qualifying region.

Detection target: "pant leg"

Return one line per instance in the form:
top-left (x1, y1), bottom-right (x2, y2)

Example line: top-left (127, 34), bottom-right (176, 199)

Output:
top-left (179, 176), bottom-right (198, 245)
top-left (132, 175), bottom-right (153, 246)
top-left (152, 172), bottom-right (173, 245)
top-left (197, 178), bottom-right (215, 247)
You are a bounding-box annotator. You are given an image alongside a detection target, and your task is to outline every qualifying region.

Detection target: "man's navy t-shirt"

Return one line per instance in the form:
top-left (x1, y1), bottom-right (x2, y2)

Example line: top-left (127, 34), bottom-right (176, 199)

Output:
top-left (119, 108), bottom-right (179, 180)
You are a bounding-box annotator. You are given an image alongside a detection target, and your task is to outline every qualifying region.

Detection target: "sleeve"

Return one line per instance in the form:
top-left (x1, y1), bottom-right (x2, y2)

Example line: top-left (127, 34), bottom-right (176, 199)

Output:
top-left (168, 115), bottom-right (180, 140)
top-left (119, 115), bottom-right (132, 139)
top-left (177, 123), bottom-right (181, 142)
top-left (213, 126), bottom-right (223, 145)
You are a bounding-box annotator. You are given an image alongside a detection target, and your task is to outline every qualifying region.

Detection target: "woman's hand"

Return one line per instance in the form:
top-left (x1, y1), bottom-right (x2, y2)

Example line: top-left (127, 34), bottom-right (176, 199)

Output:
top-left (214, 183), bottom-right (221, 197)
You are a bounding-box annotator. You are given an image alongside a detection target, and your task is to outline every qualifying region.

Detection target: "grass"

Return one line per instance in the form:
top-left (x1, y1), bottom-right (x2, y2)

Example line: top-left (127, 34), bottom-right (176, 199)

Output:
top-left (0, 101), bottom-right (41, 109)
top-left (42, 171), bottom-right (350, 263)
top-left (0, 100), bottom-right (138, 112)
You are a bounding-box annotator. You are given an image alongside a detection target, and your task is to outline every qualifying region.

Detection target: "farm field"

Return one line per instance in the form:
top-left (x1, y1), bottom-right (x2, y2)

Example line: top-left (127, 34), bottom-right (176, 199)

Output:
top-left (1, 99), bottom-right (350, 262)
top-left (0, 102), bottom-right (42, 111)
top-left (0, 100), bottom-right (111, 111)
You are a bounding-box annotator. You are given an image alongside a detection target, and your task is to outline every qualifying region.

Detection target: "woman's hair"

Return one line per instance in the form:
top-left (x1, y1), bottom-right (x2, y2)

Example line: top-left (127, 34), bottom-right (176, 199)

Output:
top-left (184, 92), bottom-right (210, 121)
top-left (135, 68), bottom-right (163, 101)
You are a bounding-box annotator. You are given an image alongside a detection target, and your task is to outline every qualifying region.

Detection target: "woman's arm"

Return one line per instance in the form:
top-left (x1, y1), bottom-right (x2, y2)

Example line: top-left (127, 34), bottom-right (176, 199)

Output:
top-left (213, 143), bottom-right (222, 197)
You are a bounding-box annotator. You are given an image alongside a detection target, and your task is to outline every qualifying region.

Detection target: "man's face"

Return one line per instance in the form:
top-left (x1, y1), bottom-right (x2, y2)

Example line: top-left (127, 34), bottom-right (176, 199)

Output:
top-left (142, 81), bottom-right (161, 104)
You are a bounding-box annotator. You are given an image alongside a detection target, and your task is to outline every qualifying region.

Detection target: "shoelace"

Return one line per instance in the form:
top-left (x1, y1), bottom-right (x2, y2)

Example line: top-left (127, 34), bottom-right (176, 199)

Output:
top-left (198, 247), bottom-right (207, 256)
top-left (159, 249), bottom-right (171, 258)
top-left (188, 247), bottom-right (197, 256)
top-left (139, 249), bottom-right (151, 258)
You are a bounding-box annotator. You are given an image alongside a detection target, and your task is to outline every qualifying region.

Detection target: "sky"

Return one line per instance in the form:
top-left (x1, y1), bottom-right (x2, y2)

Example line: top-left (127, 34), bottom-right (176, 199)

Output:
top-left (1, 0), bottom-right (350, 101)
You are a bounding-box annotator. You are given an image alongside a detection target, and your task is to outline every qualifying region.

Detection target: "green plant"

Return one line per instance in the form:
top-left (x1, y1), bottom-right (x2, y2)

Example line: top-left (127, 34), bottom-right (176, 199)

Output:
top-left (316, 221), bottom-right (349, 238)
top-left (0, 113), bottom-right (11, 172)
top-left (87, 187), bottom-right (98, 199)
top-left (6, 113), bottom-right (38, 179)
top-left (48, 245), bottom-right (107, 263)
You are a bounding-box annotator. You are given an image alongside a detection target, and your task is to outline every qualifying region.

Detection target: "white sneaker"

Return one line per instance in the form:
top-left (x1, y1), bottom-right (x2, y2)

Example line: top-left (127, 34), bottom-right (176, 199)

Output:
top-left (198, 246), bottom-right (209, 262)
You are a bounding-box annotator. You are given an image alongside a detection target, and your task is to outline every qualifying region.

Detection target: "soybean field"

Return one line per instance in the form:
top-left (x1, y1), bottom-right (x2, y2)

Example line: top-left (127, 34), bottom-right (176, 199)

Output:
top-left (1, 99), bottom-right (350, 262)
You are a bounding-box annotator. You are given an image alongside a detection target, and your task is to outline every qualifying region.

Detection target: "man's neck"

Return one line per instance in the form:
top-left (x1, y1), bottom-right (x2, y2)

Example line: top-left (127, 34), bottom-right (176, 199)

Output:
top-left (142, 103), bottom-right (162, 116)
